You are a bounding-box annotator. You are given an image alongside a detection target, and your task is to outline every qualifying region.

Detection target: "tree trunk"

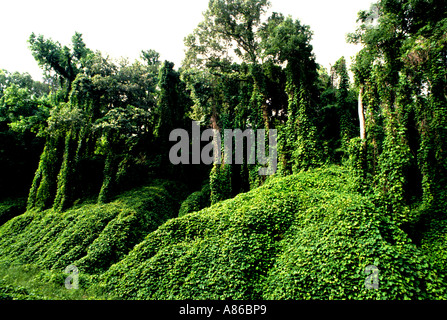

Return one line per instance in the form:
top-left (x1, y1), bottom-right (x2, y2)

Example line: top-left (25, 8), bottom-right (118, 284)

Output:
top-left (358, 86), bottom-right (366, 140)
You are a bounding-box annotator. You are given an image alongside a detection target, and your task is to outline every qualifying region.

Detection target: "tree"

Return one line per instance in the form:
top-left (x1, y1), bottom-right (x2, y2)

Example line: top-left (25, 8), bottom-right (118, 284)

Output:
top-left (28, 32), bottom-right (92, 100)
top-left (331, 57), bottom-right (357, 146)
top-left (0, 77), bottom-right (50, 200)
top-left (262, 16), bottom-right (322, 172)
top-left (184, 0), bottom-right (271, 69)
top-left (349, 0), bottom-right (447, 221)
top-left (141, 49), bottom-right (161, 68)
top-left (26, 33), bottom-right (165, 210)
top-left (183, 0), bottom-right (327, 200)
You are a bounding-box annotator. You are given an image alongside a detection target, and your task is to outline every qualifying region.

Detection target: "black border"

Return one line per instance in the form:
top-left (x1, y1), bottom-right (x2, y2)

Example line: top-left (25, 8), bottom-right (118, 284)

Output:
top-left (1, 300), bottom-right (444, 319)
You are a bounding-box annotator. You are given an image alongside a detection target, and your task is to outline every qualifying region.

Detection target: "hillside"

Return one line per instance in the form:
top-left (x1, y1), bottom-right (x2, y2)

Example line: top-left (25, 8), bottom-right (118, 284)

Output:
top-left (0, 179), bottom-right (188, 299)
top-left (1, 166), bottom-right (445, 300)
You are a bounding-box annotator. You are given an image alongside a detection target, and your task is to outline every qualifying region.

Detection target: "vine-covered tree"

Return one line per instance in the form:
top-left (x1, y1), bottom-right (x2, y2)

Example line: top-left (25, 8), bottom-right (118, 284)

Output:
top-left (25, 32), bottom-right (186, 210)
top-left (349, 0), bottom-right (447, 223)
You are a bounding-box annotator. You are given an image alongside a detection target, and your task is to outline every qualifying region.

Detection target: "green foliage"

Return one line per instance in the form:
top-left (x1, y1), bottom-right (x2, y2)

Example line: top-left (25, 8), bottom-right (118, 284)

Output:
top-left (0, 77), bottom-right (50, 199)
top-left (210, 164), bottom-right (232, 205)
top-left (278, 85), bottom-right (322, 174)
top-left (155, 61), bottom-right (190, 141)
top-left (421, 216), bottom-right (447, 287)
top-left (28, 32), bottom-right (92, 98)
top-left (95, 166), bottom-right (445, 300)
top-left (24, 34), bottom-right (178, 210)
top-left (350, 0), bottom-right (447, 220)
top-left (178, 183), bottom-right (211, 217)
top-left (1, 0), bottom-right (446, 302)
top-left (27, 136), bottom-right (63, 211)
top-left (0, 264), bottom-right (102, 300)
top-left (184, 8), bottom-right (330, 192)
top-left (262, 15), bottom-right (317, 90)
top-left (1, 167), bottom-right (446, 300)
top-left (260, 16), bottom-right (323, 173)
top-left (262, 200), bottom-right (440, 300)
top-left (183, 0), bottom-right (270, 68)
top-left (0, 69), bottom-right (51, 99)
top-left (317, 58), bottom-right (359, 164)
top-left (374, 110), bottom-right (413, 224)
top-left (333, 57), bottom-right (358, 148)
top-left (0, 276), bottom-right (43, 300)
top-left (347, 137), bottom-right (371, 193)
top-left (141, 49), bottom-right (161, 68)
top-left (53, 130), bottom-right (77, 211)
top-left (0, 179), bottom-right (187, 275)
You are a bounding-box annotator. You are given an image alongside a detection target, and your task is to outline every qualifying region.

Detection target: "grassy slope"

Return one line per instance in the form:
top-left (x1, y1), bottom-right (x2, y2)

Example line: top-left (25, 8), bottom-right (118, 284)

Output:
top-left (1, 166), bottom-right (446, 300)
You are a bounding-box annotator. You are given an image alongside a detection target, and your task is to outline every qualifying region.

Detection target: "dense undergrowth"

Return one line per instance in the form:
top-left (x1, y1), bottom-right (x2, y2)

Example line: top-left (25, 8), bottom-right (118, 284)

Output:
top-left (1, 166), bottom-right (445, 300)
top-left (0, 179), bottom-right (188, 299)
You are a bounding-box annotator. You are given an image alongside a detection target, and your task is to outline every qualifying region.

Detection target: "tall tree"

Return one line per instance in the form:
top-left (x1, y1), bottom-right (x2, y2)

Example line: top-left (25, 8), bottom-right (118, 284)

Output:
top-left (349, 0), bottom-right (447, 221)
top-left (262, 16), bottom-right (322, 172)
top-left (184, 0), bottom-right (270, 69)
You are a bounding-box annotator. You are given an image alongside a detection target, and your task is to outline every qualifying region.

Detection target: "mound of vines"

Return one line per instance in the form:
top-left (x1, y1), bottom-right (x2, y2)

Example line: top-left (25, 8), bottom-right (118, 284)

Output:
top-left (97, 166), bottom-right (446, 300)
top-left (0, 180), bottom-right (187, 275)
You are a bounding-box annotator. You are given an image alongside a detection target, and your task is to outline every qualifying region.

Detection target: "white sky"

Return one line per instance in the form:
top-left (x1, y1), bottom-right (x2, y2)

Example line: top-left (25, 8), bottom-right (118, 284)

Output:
top-left (0, 0), bottom-right (375, 81)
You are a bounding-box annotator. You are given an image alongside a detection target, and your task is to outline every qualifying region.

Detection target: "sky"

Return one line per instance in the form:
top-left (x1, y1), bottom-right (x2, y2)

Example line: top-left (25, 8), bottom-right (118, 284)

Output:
top-left (0, 0), bottom-right (376, 81)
